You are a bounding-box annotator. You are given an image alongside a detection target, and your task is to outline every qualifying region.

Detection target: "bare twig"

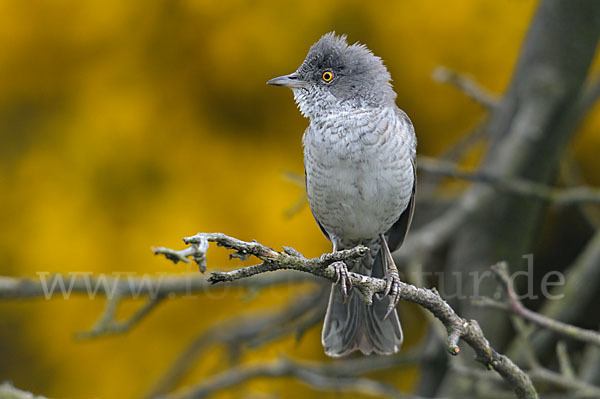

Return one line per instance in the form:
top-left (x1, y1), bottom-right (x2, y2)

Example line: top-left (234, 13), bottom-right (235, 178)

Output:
top-left (461, 318), bottom-right (600, 398)
top-left (562, 157), bottom-right (600, 228)
top-left (580, 332), bottom-right (600, 385)
top-left (437, 120), bottom-right (488, 162)
top-left (164, 356), bottom-right (426, 399)
top-left (76, 295), bottom-right (165, 339)
top-left (417, 120), bottom-right (488, 200)
top-left (556, 341), bottom-right (576, 380)
top-left (284, 192), bottom-right (308, 218)
top-left (394, 191), bottom-right (475, 266)
top-left (417, 156), bottom-right (600, 206)
top-left (151, 331), bottom-right (427, 399)
top-left (396, 153), bottom-right (600, 273)
top-left (453, 358), bottom-right (600, 399)
top-left (512, 317), bottom-right (542, 369)
top-left (246, 300), bottom-right (327, 349)
top-left (156, 232), bottom-right (538, 399)
top-left (432, 66), bottom-right (499, 108)
top-left (282, 170), bottom-right (305, 187)
top-left (153, 237), bottom-right (210, 272)
top-left (0, 270), bottom-right (316, 344)
top-left (289, 302), bottom-right (327, 342)
top-left (156, 233), bottom-right (375, 303)
top-left (282, 170), bottom-right (308, 218)
top-left (511, 312), bottom-right (600, 398)
top-left (484, 262), bottom-right (600, 347)
top-left (529, 368), bottom-right (600, 398)
top-left (145, 290), bottom-right (326, 398)
top-left (0, 271), bottom-right (314, 300)
top-left (507, 230), bottom-right (600, 362)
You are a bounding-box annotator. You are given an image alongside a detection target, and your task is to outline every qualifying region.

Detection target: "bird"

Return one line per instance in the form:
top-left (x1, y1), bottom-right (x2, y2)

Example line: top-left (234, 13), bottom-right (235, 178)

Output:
top-left (267, 32), bottom-right (416, 357)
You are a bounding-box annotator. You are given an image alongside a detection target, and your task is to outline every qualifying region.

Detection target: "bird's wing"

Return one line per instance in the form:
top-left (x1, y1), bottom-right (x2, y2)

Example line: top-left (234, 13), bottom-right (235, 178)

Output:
top-left (387, 158), bottom-right (416, 251)
top-left (305, 166), bottom-right (332, 242)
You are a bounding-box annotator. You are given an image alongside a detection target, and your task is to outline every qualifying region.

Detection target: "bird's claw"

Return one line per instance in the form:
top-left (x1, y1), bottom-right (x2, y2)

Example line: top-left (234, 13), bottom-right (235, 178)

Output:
top-left (382, 268), bottom-right (401, 319)
top-left (330, 261), bottom-right (352, 302)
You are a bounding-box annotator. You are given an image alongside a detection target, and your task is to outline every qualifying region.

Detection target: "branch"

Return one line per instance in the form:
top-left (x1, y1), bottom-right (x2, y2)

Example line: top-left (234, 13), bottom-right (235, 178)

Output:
top-left (556, 341), bottom-right (576, 380)
top-left (282, 170), bottom-right (308, 218)
top-left (246, 298), bottom-right (327, 349)
top-left (432, 66), bottom-right (499, 108)
top-left (454, 360), bottom-right (600, 399)
top-left (529, 368), bottom-right (600, 398)
top-left (76, 295), bottom-right (164, 339)
top-left (580, 333), bottom-right (600, 386)
top-left (456, 318), bottom-right (600, 398)
top-left (479, 262), bottom-right (600, 347)
top-left (156, 233), bottom-right (376, 303)
top-left (511, 315), bottom-right (600, 398)
top-left (505, 230), bottom-right (600, 363)
top-left (436, 0), bottom-right (600, 366)
top-left (394, 189), bottom-right (475, 267)
top-left (397, 152), bottom-right (600, 271)
top-left (417, 120), bottom-right (488, 201)
top-left (0, 271), bottom-right (314, 300)
top-left (146, 290), bottom-right (327, 398)
top-left (437, 120), bottom-right (488, 162)
top-left (152, 236), bottom-right (209, 271)
top-left (562, 157), bottom-right (600, 229)
top-left (0, 270), bottom-right (316, 341)
top-left (164, 356), bottom-right (426, 399)
top-left (156, 233), bottom-right (538, 399)
top-left (417, 156), bottom-right (600, 206)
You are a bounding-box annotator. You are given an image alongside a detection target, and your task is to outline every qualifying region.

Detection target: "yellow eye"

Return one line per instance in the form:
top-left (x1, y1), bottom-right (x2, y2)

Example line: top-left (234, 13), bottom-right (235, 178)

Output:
top-left (322, 71), bottom-right (334, 82)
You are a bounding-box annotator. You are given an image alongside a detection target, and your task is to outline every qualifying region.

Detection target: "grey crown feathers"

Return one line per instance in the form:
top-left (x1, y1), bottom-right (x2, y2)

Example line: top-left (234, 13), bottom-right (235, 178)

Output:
top-left (268, 32), bottom-right (397, 117)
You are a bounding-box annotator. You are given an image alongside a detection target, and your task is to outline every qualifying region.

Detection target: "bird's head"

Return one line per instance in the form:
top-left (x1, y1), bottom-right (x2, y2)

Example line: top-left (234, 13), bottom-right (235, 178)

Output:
top-left (267, 32), bottom-right (396, 119)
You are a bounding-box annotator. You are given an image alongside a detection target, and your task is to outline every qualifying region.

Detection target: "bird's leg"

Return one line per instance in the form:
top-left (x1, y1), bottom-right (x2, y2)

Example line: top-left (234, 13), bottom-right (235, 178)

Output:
top-left (329, 239), bottom-right (352, 302)
top-left (379, 234), bottom-right (401, 319)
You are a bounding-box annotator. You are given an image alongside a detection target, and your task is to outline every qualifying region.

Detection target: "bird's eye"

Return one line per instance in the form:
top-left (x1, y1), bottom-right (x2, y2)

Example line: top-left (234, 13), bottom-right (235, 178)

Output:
top-left (322, 71), bottom-right (334, 82)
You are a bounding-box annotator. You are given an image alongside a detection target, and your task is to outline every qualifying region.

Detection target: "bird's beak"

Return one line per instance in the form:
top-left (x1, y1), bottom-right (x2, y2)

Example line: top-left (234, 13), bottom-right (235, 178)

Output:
top-left (266, 73), bottom-right (309, 89)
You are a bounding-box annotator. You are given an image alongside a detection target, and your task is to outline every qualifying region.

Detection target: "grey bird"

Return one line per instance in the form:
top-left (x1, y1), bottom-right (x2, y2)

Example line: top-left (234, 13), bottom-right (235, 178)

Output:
top-left (267, 32), bottom-right (416, 357)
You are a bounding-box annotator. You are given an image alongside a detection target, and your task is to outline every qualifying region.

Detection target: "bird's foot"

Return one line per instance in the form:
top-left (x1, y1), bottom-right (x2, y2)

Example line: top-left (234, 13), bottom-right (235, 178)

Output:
top-left (376, 268), bottom-right (401, 319)
top-left (330, 261), bottom-right (352, 302)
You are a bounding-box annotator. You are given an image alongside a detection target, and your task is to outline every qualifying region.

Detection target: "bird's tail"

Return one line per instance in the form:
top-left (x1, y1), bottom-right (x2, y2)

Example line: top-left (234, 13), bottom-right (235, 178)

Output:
top-left (321, 244), bottom-right (403, 357)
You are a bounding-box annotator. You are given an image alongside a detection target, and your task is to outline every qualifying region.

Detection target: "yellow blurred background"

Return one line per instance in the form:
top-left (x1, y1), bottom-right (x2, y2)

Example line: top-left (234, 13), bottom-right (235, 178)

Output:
top-left (1, 0), bottom-right (599, 398)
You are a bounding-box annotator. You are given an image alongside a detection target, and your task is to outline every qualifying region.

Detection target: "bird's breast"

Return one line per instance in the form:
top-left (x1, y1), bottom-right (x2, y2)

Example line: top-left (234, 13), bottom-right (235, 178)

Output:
top-left (303, 108), bottom-right (414, 242)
